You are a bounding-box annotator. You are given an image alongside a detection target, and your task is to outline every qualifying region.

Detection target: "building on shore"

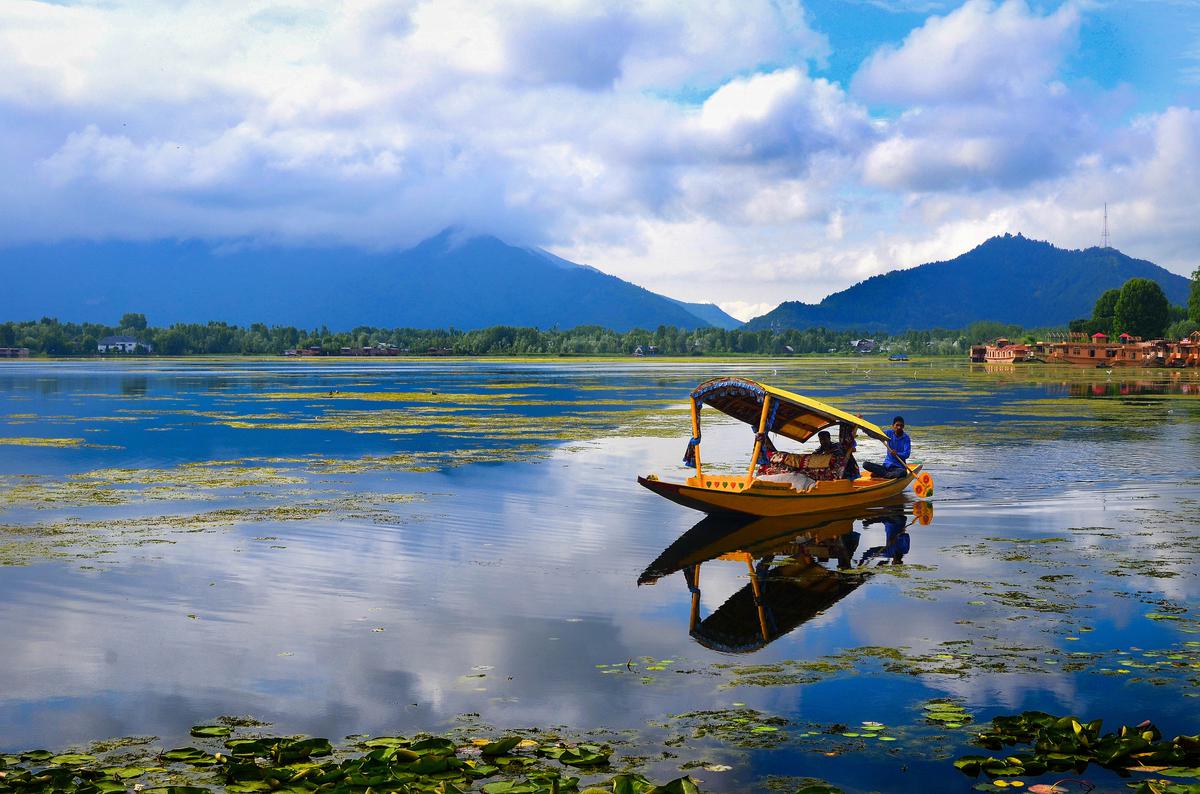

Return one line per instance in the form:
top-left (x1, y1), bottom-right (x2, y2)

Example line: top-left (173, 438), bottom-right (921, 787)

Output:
top-left (0, 347), bottom-right (30, 358)
top-left (973, 331), bottom-right (1200, 368)
top-left (97, 335), bottom-right (152, 354)
top-left (849, 338), bottom-right (875, 354)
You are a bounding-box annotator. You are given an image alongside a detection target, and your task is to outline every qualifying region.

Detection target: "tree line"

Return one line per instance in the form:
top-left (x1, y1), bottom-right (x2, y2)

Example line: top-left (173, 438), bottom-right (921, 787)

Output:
top-left (1068, 275), bottom-right (1200, 341)
top-left (0, 313), bottom-right (1063, 358)
top-left (6, 269), bottom-right (1198, 358)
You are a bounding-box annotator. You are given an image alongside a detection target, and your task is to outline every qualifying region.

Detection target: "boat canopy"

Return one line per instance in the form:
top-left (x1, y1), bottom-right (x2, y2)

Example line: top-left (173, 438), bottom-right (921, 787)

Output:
top-left (690, 377), bottom-right (888, 443)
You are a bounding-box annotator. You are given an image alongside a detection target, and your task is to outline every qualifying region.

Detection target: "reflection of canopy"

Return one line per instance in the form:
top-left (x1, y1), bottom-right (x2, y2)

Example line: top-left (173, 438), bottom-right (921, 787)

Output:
top-left (690, 377), bottom-right (888, 444)
top-left (691, 560), bottom-right (863, 653)
top-left (639, 500), bottom-right (917, 653)
top-left (637, 502), bottom-right (903, 585)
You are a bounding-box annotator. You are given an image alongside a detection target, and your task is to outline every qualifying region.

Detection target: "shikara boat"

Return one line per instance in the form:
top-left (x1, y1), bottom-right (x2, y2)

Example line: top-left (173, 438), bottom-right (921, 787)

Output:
top-left (637, 377), bottom-right (933, 517)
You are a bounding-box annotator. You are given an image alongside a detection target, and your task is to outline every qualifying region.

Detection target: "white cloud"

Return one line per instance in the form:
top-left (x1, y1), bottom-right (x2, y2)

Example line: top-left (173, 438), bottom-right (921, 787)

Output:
top-left (856, 1), bottom-right (1094, 193)
top-left (853, 0), bottom-right (1081, 106)
top-left (0, 0), bottom-right (1196, 312)
top-left (719, 300), bottom-right (779, 322)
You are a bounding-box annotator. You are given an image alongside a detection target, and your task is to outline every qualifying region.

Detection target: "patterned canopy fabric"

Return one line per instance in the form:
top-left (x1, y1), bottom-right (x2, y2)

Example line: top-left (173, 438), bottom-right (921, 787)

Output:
top-left (689, 377), bottom-right (888, 444)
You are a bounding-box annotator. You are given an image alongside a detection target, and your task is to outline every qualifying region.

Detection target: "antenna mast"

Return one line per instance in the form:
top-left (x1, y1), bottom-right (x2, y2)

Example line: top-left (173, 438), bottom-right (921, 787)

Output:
top-left (1101, 203), bottom-right (1111, 249)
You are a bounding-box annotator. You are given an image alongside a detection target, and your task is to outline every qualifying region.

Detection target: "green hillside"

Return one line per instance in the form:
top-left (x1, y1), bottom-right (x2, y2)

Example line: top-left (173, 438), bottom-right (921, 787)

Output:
top-left (744, 235), bottom-right (1191, 332)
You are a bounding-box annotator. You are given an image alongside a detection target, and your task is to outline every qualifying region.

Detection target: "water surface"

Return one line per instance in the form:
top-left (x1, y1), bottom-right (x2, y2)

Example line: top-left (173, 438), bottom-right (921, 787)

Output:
top-left (2, 358), bottom-right (1199, 792)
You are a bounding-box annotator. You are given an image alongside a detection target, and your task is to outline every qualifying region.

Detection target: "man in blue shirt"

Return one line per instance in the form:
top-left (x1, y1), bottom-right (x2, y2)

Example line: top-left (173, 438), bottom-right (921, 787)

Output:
top-left (864, 416), bottom-right (910, 479)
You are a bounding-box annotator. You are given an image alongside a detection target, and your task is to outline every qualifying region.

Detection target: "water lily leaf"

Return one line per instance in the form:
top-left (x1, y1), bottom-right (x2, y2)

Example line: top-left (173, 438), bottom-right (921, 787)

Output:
top-left (190, 725), bottom-right (232, 738)
top-left (274, 737), bottom-right (332, 762)
top-left (103, 766), bottom-right (147, 779)
top-left (359, 736), bottom-right (408, 748)
top-left (48, 753), bottom-right (96, 765)
top-left (480, 781), bottom-right (541, 793)
top-left (161, 747), bottom-right (215, 765)
top-left (481, 736), bottom-right (523, 757)
top-left (409, 736), bottom-right (457, 753)
top-left (224, 739), bottom-right (274, 757)
top-left (644, 777), bottom-right (702, 794)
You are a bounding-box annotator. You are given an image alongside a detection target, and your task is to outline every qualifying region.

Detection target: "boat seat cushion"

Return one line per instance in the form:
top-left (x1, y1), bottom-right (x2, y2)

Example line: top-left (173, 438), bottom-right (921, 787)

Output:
top-left (757, 470), bottom-right (817, 492)
top-left (760, 450), bottom-right (846, 481)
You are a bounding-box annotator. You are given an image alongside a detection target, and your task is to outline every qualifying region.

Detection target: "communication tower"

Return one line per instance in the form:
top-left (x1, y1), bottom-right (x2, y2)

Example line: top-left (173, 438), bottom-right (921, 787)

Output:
top-left (1101, 203), bottom-right (1111, 249)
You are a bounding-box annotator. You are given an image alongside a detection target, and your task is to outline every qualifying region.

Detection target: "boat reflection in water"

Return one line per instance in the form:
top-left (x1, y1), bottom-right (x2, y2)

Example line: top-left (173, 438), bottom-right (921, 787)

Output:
top-left (638, 499), bottom-right (933, 653)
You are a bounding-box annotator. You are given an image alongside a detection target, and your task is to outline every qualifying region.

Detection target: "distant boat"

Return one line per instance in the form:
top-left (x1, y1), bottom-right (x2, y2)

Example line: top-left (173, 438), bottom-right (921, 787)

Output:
top-left (888, 353), bottom-right (909, 361)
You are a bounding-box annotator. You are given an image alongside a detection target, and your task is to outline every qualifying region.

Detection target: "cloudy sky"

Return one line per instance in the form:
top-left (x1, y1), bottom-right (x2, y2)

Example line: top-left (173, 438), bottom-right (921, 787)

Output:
top-left (2, 0), bottom-right (1198, 320)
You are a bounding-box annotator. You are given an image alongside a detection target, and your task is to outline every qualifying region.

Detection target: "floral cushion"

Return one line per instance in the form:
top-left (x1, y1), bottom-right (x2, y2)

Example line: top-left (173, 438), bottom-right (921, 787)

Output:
top-left (758, 450), bottom-right (846, 481)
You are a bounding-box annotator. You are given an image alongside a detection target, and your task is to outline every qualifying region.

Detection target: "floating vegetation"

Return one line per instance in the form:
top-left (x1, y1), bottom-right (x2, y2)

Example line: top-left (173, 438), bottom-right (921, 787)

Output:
top-left (0, 727), bottom-right (701, 794)
top-left (0, 437), bottom-right (87, 447)
top-left (71, 463), bottom-right (307, 490)
top-left (955, 712), bottom-right (1200, 788)
top-left (921, 698), bottom-right (973, 729)
top-left (655, 707), bottom-right (790, 749)
top-left (0, 492), bottom-right (424, 566)
top-left (212, 403), bottom-right (694, 447)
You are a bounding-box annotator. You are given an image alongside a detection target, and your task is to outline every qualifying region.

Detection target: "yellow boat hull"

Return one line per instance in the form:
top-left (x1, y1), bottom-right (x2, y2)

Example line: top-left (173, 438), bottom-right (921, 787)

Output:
top-left (637, 468), bottom-right (919, 517)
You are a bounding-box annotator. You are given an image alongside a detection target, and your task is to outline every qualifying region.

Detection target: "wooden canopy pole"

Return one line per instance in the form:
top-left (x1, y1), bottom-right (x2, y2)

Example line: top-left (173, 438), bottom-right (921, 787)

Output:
top-left (747, 395), bottom-right (773, 478)
top-left (689, 397), bottom-right (703, 478)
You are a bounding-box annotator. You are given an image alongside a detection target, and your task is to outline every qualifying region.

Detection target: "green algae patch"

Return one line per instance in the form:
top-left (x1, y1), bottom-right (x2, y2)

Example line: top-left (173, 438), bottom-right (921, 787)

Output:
top-left (249, 390), bottom-right (535, 403)
top-left (0, 477), bottom-right (129, 510)
top-left (211, 403), bottom-right (692, 448)
top-left (0, 437), bottom-right (88, 447)
top-left (0, 492), bottom-right (425, 566)
top-left (654, 707), bottom-right (790, 749)
top-left (71, 463), bottom-right (307, 490)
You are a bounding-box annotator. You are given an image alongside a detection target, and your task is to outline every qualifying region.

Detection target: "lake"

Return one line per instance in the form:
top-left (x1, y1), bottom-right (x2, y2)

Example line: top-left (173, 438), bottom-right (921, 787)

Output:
top-left (2, 358), bottom-right (1199, 793)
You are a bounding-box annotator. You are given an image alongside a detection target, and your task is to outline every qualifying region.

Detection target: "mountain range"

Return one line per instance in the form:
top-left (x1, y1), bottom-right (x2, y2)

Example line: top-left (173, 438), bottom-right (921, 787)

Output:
top-left (0, 230), bottom-right (740, 332)
top-left (0, 231), bottom-right (1190, 334)
top-left (744, 234), bottom-right (1191, 332)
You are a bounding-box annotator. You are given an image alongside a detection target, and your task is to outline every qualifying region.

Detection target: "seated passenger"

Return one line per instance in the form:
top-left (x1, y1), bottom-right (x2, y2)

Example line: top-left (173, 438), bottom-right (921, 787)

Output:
top-left (757, 430), bottom-right (846, 485)
top-left (840, 426), bottom-right (860, 480)
top-left (815, 430), bottom-right (838, 455)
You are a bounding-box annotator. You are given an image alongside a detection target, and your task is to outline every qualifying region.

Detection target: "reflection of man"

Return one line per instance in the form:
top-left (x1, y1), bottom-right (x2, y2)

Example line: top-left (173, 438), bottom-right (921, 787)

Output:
top-left (858, 511), bottom-right (910, 565)
top-left (864, 416), bottom-right (910, 479)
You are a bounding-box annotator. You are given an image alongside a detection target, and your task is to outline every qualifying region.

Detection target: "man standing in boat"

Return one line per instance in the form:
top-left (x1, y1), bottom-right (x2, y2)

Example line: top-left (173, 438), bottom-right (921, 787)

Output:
top-left (864, 416), bottom-right (910, 479)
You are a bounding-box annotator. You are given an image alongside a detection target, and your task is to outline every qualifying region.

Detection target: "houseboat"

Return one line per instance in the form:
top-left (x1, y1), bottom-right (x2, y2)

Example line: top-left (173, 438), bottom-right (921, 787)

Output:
top-left (983, 338), bottom-right (1043, 364)
top-left (1044, 333), bottom-right (1165, 368)
top-left (969, 331), bottom-right (1200, 368)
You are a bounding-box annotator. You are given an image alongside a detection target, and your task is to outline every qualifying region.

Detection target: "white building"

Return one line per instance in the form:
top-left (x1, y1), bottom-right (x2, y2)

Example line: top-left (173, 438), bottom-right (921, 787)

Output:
top-left (849, 338), bottom-right (876, 354)
top-left (98, 335), bottom-right (152, 354)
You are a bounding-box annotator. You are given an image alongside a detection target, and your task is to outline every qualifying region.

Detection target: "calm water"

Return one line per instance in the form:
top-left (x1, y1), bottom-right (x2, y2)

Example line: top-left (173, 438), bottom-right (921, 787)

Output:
top-left (2, 358), bottom-right (1199, 792)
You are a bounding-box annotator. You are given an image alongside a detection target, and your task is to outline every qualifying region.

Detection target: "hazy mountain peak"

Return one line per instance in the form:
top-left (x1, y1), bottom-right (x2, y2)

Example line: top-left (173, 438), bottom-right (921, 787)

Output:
top-left (0, 231), bottom-right (729, 332)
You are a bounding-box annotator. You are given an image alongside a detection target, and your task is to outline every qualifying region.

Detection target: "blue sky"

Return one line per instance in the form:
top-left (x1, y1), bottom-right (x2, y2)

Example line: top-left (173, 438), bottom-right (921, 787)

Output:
top-left (0, 0), bottom-right (1197, 320)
